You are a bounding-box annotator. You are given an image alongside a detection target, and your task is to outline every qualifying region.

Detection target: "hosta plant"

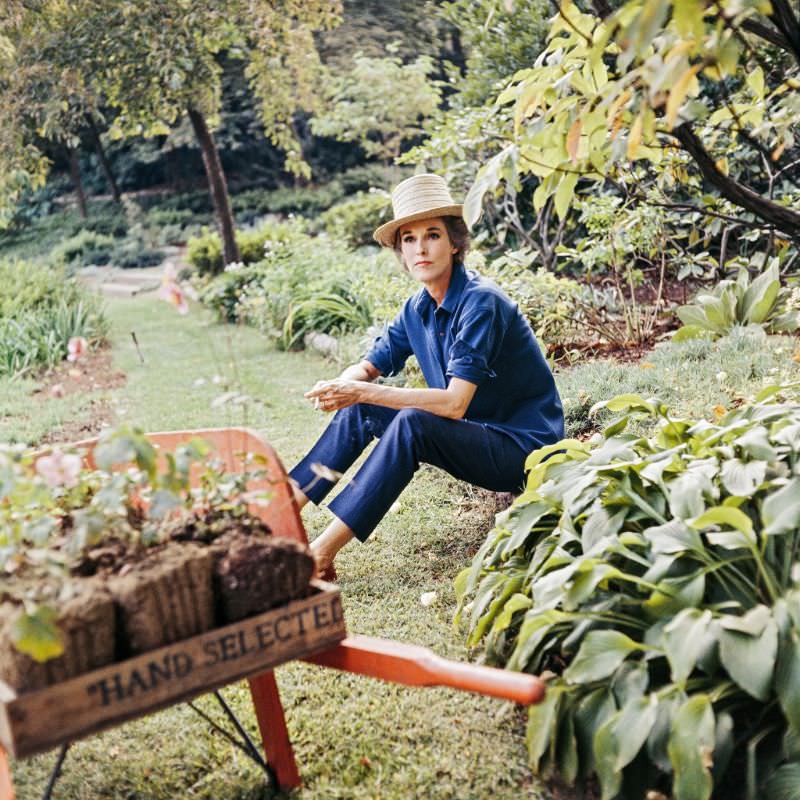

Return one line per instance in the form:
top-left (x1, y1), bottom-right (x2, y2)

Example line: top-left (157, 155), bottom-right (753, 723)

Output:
top-left (456, 387), bottom-right (800, 800)
top-left (675, 259), bottom-right (799, 341)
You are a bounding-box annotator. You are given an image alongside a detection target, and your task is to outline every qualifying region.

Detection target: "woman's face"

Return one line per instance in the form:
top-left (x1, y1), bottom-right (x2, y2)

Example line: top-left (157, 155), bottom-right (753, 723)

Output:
top-left (398, 217), bottom-right (457, 285)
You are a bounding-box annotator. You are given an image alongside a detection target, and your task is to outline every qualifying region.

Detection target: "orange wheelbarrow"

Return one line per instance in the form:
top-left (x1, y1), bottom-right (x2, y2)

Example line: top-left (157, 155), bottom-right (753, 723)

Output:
top-left (0, 428), bottom-right (544, 798)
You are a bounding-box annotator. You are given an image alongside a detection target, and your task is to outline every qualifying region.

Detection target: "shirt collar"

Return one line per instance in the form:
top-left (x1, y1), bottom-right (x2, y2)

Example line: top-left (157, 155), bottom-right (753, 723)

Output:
top-left (413, 262), bottom-right (467, 316)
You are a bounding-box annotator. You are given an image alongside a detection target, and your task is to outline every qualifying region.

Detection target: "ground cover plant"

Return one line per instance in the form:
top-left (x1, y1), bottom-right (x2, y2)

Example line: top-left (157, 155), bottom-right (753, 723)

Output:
top-left (0, 258), bottom-right (107, 377)
top-left (457, 385), bottom-right (800, 799)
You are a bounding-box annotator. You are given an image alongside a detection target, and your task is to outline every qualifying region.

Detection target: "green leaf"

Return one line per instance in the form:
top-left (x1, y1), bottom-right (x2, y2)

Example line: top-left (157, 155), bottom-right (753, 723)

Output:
top-left (644, 519), bottom-right (703, 554)
top-left (672, 324), bottom-right (710, 342)
top-left (526, 684), bottom-right (565, 770)
top-left (742, 263), bottom-right (780, 324)
top-left (762, 478), bottom-right (800, 535)
top-left (690, 506), bottom-right (754, 537)
top-left (763, 762), bottom-right (800, 800)
top-left (564, 630), bottom-right (642, 684)
top-left (10, 605), bottom-right (64, 662)
top-left (149, 488), bottom-right (181, 520)
top-left (554, 172), bottom-right (578, 220)
top-left (667, 473), bottom-right (706, 520)
top-left (720, 459), bottom-right (767, 497)
top-left (644, 572), bottom-right (705, 617)
top-left (668, 694), bottom-right (715, 800)
top-left (557, 706), bottom-right (580, 784)
top-left (592, 393), bottom-right (656, 415)
top-left (719, 610), bottom-right (778, 700)
top-left (575, 688), bottom-right (617, 777)
top-left (490, 592), bottom-right (533, 635)
top-left (611, 694), bottom-right (659, 770)
top-left (662, 609), bottom-right (713, 684)
top-left (775, 633), bottom-right (800, 735)
top-left (594, 715), bottom-right (623, 800)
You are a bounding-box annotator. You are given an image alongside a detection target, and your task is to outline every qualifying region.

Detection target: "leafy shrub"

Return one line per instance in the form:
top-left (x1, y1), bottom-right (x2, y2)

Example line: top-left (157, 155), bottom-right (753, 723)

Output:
top-left (186, 220), bottom-right (307, 275)
top-left (317, 190), bottom-right (392, 247)
top-left (337, 164), bottom-right (411, 194)
top-left (676, 259), bottom-right (799, 340)
top-left (198, 225), bottom-right (402, 349)
top-left (457, 388), bottom-right (800, 800)
top-left (145, 207), bottom-right (196, 228)
top-left (50, 230), bottom-right (115, 267)
top-left (0, 259), bottom-right (108, 376)
top-left (109, 238), bottom-right (164, 269)
top-left (483, 250), bottom-right (586, 349)
top-left (230, 182), bottom-right (347, 221)
top-left (74, 205), bottom-right (129, 239)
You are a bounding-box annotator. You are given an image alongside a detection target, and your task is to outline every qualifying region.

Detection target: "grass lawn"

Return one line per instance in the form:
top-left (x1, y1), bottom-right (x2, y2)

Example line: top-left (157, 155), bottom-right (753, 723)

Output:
top-left (9, 296), bottom-right (543, 800)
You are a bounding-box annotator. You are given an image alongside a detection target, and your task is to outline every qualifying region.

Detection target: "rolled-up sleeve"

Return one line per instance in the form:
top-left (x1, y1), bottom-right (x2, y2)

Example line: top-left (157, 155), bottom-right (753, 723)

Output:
top-left (364, 312), bottom-right (413, 377)
top-left (446, 300), bottom-right (506, 385)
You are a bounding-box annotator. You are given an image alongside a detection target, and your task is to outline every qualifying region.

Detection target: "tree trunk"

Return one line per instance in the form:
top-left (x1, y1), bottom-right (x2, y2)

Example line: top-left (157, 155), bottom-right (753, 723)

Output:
top-left (187, 106), bottom-right (240, 269)
top-left (672, 122), bottom-right (800, 241)
top-left (85, 114), bottom-right (121, 203)
top-left (67, 145), bottom-right (88, 219)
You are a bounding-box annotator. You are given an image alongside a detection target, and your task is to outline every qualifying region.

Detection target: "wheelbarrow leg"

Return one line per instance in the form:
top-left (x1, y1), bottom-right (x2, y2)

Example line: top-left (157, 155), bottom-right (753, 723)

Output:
top-left (248, 671), bottom-right (301, 789)
top-left (0, 744), bottom-right (14, 800)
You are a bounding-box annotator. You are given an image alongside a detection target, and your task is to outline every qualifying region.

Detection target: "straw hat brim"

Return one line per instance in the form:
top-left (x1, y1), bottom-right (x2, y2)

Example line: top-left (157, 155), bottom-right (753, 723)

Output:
top-left (373, 205), bottom-right (463, 248)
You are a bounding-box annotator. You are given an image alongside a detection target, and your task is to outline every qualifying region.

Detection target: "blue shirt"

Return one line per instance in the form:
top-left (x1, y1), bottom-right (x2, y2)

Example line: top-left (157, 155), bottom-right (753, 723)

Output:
top-left (364, 262), bottom-right (565, 454)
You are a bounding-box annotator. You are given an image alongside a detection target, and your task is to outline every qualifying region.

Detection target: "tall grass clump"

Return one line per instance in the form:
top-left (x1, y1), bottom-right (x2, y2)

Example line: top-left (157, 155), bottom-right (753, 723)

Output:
top-left (458, 387), bottom-right (800, 800)
top-left (0, 259), bottom-right (108, 377)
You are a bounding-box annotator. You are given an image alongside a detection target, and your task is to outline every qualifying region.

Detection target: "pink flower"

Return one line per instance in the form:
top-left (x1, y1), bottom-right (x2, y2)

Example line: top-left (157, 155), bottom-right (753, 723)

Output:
top-left (35, 450), bottom-right (82, 489)
top-left (67, 337), bottom-right (88, 362)
top-left (159, 267), bottom-right (189, 315)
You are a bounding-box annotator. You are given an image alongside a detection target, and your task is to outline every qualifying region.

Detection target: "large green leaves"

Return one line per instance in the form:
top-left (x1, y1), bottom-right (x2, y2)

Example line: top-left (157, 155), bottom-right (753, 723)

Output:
top-left (668, 694), bottom-right (716, 800)
top-left (460, 389), bottom-right (800, 800)
top-left (564, 631), bottom-right (643, 684)
top-left (718, 607), bottom-right (778, 700)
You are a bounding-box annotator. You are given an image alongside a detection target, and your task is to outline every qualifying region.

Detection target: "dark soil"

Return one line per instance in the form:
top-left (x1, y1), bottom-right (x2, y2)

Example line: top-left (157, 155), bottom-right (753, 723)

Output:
top-left (0, 578), bottom-right (116, 692)
top-left (211, 532), bottom-right (315, 622)
top-left (108, 542), bottom-right (215, 655)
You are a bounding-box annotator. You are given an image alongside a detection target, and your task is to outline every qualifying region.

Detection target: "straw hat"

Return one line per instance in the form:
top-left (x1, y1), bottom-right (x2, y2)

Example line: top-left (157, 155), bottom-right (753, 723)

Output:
top-left (373, 174), bottom-right (463, 248)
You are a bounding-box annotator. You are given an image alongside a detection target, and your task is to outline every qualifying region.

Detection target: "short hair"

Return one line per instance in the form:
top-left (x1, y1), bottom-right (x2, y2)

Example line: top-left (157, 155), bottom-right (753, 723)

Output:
top-left (393, 216), bottom-right (471, 264)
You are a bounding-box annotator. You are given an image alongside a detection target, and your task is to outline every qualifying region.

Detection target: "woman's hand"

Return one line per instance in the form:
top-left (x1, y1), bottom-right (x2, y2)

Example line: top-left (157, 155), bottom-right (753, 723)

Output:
top-left (305, 379), bottom-right (366, 413)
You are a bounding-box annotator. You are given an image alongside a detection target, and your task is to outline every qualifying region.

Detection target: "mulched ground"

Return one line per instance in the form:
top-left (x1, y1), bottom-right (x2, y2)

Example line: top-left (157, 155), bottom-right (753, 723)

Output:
top-left (35, 344), bottom-right (127, 445)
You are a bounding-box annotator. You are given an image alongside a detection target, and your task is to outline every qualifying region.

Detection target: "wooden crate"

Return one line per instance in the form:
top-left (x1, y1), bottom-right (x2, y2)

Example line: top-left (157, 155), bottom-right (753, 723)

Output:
top-left (0, 581), bottom-right (344, 759)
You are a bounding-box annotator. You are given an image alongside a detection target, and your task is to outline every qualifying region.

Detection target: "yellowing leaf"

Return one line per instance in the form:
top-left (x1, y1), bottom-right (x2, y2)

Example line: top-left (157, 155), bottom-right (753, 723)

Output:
top-left (566, 118), bottom-right (582, 164)
top-left (666, 64), bottom-right (700, 128)
top-left (627, 109), bottom-right (644, 159)
top-left (715, 157), bottom-right (729, 176)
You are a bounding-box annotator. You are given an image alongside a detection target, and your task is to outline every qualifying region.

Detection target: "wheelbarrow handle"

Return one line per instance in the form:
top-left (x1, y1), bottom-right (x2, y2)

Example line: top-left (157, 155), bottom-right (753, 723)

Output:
top-left (303, 634), bottom-right (545, 706)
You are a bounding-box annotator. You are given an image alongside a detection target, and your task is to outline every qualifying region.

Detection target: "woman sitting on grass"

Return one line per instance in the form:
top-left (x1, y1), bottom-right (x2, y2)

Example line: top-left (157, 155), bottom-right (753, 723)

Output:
top-left (289, 174), bottom-right (564, 578)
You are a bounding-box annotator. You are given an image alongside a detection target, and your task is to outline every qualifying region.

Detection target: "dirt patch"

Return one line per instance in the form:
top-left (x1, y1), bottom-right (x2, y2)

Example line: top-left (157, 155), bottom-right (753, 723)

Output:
top-left (34, 344), bottom-right (126, 398)
top-left (35, 344), bottom-right (127, 445)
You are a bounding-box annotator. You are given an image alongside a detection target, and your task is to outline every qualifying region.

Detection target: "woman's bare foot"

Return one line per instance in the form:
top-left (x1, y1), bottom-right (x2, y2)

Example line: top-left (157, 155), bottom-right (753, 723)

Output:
top-left (310, 517), bottom-right (354, 581)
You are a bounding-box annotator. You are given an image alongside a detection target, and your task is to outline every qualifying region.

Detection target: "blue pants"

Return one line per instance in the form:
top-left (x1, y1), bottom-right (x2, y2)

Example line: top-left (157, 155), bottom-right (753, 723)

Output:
top-left (289, 404), bottom-right (529, 542)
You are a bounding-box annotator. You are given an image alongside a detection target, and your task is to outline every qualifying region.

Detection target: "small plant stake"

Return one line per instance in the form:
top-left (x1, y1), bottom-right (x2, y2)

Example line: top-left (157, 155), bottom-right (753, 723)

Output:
top-left (130, 331), bottom-right (145, 365)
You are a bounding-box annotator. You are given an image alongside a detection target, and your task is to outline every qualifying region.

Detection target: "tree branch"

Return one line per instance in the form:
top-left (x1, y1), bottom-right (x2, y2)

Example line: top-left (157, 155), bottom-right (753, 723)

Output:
top-left (672, 122), bottom-right (800, 240)
top-left (766, 0), bottom-right (800, 68)
top-left (739, 18), bottom-right (791, 53)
